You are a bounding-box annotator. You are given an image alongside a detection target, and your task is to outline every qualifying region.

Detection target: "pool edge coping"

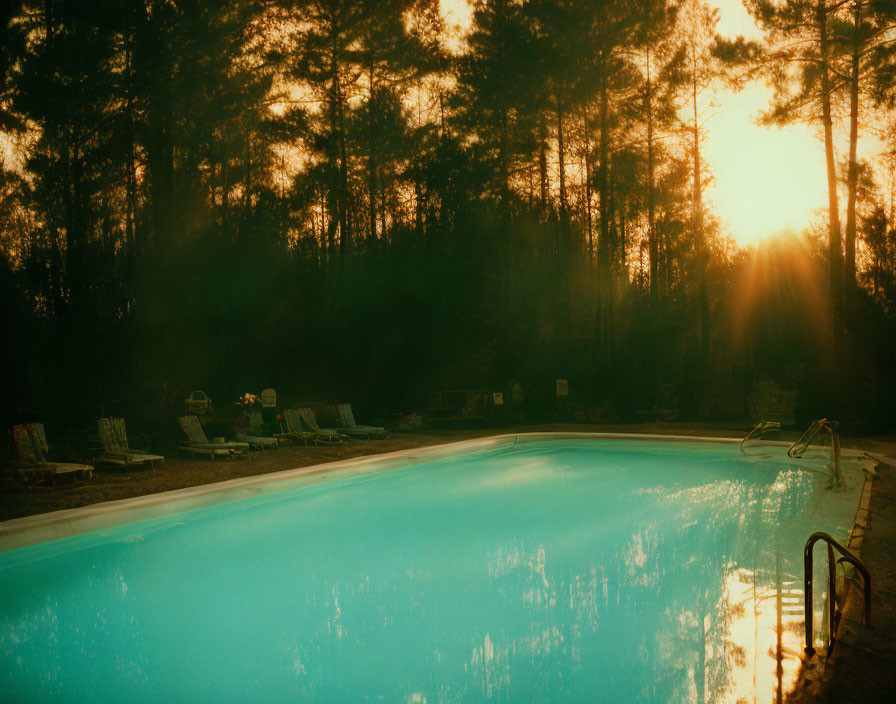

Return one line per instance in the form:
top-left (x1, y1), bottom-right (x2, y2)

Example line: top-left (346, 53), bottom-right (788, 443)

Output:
top-left (789, 452), bottom-right (879, 699)
top-left (0, 431), bottom-right (878, 554)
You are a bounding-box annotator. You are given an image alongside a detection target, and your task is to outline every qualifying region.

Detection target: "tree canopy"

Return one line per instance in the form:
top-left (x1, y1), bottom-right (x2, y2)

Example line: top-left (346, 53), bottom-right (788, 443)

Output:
top-left (1, 0), bottom-right (895, 433)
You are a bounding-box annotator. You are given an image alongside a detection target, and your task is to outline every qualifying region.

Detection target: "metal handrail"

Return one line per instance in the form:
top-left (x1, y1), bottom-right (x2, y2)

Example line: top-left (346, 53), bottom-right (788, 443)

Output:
top-left (803, 531), bottom-right (871, 658)
top-left (788, 419), bottom-right (843, 487)
top-left (740, 420), bottom-right (781, 454)
top-left (788, 419), bottom-right (823, 458)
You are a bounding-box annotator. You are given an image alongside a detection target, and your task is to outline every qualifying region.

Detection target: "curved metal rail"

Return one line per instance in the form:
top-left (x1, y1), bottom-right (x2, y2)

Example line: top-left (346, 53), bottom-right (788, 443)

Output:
top-left (788, 419), bottom-right (843, 487)
top-left (803, 531), bottom-right (871, 658)
top-left (740, 420), bottom-right (782, 454)
top-left (788, 419), bottom-right (825, 459)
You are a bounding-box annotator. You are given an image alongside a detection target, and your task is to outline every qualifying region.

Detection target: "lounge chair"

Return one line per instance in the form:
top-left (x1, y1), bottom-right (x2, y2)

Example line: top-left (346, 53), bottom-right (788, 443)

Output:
top-left (277, 409), bottom-right (321, 445)
top-left (297, 407), bottom-right (344, 443)
top-left (11, 424), bottom-right (93, 485)
top-left (235, 409), bottom-right (279, 450)
top-left (97, 417), bottom-right (165, 469)
top-left (335, 403), bottom-right (385, 439)
top-left (177, 415), bottom-right (250, 460)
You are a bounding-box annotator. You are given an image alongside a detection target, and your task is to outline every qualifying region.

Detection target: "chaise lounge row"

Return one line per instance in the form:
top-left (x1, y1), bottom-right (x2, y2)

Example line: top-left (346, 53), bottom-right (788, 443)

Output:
top-left (277, 405), bottom-right (386, 445)
top-left (7, 403), bottom-right (385, 485)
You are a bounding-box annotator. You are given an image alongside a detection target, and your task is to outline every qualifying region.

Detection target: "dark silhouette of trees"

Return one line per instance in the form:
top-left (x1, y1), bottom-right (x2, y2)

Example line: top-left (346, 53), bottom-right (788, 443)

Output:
top-left (633, 0), bottom-right (682, 303)
top-left (0, 0), bottom-right (895, 431)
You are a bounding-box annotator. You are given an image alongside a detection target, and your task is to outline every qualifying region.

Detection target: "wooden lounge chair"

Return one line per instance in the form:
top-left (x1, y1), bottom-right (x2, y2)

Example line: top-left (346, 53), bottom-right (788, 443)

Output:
top-left (177, 415), bottom-right (250, 460)
top-left (11, 424), bottom-right (93, 485)
top-left (277, 409), bottom-right (320, 445)
top-left (335, 403), bottom-right (385, 439)
top-left (96, 417), bottom-right (165, 469)
top-left (235, 409), bottom-right (279, 450)
top-left (296, 407), bottom-right (344, 443)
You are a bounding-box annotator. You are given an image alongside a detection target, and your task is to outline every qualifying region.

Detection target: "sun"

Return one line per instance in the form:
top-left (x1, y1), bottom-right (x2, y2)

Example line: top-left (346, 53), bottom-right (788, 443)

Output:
top-left (705, 0), bottom-right (829, 247)
top-left (706, 81), bottom-right (829, 247)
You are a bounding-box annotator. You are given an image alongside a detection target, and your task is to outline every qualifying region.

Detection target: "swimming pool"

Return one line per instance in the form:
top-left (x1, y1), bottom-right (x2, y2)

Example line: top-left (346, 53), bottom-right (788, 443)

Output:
top-left (0, 434), bottom-right (870, 703)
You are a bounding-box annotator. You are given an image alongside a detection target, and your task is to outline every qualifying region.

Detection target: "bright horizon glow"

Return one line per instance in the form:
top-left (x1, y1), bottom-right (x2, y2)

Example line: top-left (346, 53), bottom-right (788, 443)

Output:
top-left (440, 0), bottom-right (862, 248)
top-left (705, 0), bottom-right (829, 247)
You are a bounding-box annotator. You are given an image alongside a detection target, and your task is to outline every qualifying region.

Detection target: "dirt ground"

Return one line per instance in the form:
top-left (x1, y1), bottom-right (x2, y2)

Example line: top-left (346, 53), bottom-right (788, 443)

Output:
top-left (0, 428), bottom-right (483, 522)
top-left (4, 421), bottom-right (894, 523)
top-left (0, 422), bottom-right (769, 522)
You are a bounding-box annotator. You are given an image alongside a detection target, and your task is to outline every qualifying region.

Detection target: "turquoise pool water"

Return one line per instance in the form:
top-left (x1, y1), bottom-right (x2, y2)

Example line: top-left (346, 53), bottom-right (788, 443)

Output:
top-left (0, 438), bottom-right (863, 703)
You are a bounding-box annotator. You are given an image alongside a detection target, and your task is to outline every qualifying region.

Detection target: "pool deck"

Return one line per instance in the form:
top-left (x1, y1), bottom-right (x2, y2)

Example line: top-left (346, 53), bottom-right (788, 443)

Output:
top-left (789, 451), bottom-right (896, 703)
top-left (1, 423), bottom-right (764, 523)
top-left (7, 421), bottom-right (889, 524)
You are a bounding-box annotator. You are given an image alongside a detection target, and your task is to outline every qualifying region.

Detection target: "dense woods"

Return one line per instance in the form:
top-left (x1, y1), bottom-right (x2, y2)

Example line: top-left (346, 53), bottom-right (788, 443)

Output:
top-left (1, 0), bottom-right (895, 432)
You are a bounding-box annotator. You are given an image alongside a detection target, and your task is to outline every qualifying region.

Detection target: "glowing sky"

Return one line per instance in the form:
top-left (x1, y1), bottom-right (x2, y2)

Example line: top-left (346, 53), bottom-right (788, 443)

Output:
top-left (706, 0), bottom-right (829, 246)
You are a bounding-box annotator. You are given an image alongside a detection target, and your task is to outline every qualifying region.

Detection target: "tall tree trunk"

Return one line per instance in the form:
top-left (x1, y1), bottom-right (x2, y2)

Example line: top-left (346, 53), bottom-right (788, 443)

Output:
top-left (526, 161), bottom-right (534, 208)
top-left (124, 21), bottom-right (137, 262)
top-left (245, 130), bottom-right (252, 214)
top-left (691, 51), bottom-right (708, 357)
top-left (367, 150), bottom-right (378, 242)
top-left (414, 82), bottom-right (425, 236)
top-left (414, 154), bottom-right (424, 236)
top-left (147, 102), bottom-right (174, 253)
top-left (608, 165), bottom-right (617, 265)
top-left (818, 0), bottom-right (843, 344)
top-left (597, 70), bottom-right (612, 362)
top-left (844, 0), bottom-right (862, 323)
top-left (499, 105), bottom-right (513, 284)
top-left (598, 76), bottom-right (610, 276)
top-left (367, 64), bottom-right (377, 242)
top-left (326, 80), bottom-right (339, 262)
top-left (43, 0), bottom-right (62, 315)
top-left (325, 178), bottom-right (338, 262)
top-left (328, 25), bottom-right (350, 256)
top-left (64, 144), bottom-right (87, 316)
top-left (48, 222), bottom-right (63, 316)
top-left (337, 89), bottom-right (351, 254)
top-left (222, 158), bottom-right (231, 235)
top-left (556, 94), bottom-right (567, 219)
top-left (499, 106), bottom-right (510, 209)
top-left (646, 47), bottom-right (658, 303)
top-left (139, 3), bottom-right (176, 258)
top-left (582, 104), bottom-right (593, 263)
top-left (618, 195), bottom-right (627, 270)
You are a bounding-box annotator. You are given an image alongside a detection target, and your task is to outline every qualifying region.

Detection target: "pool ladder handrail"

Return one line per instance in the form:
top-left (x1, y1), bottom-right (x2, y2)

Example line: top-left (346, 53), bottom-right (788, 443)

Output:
top-left (788, 418), bottom-right (843, 487)
top-left (739, 420), bottom-right (782, 454)
top-left (803, 531), bottom-right (871, 658)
